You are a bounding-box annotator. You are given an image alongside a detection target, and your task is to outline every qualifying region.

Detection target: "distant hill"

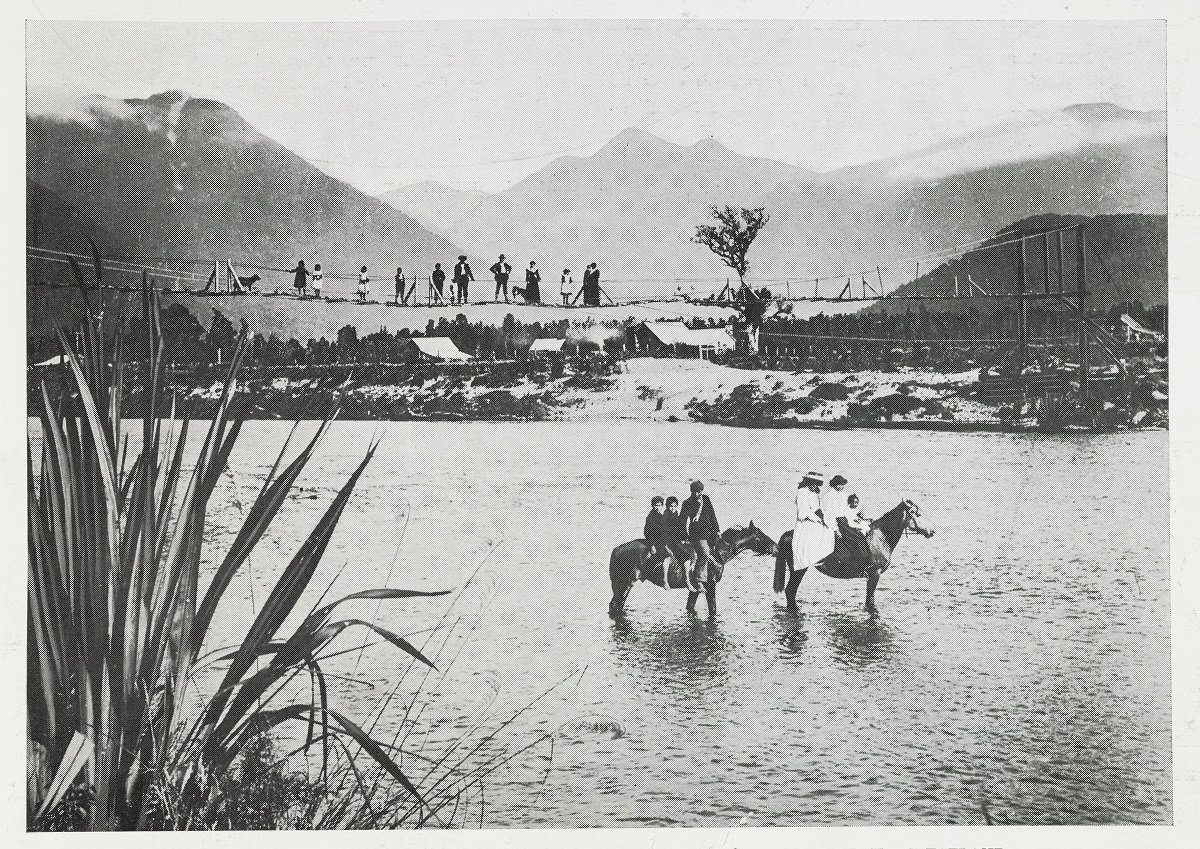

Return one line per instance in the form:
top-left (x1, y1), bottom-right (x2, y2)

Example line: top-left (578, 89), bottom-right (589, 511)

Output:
top-left (445, 128), bottom-right (812, 295)
top-left (751, 104), bottom-right (1165, 281)
top-left (27, 178), bottom-right (131, 261)
top-left (379, 181), bottom-right (489, 232)
top-left (443, 106), bottom-right (1162, 295)
top-left (27, 90), bottom-right (479, 293)
top-left (870, 213), bottom-right (1166, 312)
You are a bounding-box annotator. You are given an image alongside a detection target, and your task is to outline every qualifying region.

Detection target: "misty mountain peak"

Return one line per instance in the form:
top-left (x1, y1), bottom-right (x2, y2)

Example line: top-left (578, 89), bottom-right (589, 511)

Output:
top-left (595, 127), bottom-right (675, 157)
top-left (143, 90), bottom-right (194, 108)
top-left (1062, 102), bottom-right (1164, 123)
top-left (691, 137), bottom-right (731, 156)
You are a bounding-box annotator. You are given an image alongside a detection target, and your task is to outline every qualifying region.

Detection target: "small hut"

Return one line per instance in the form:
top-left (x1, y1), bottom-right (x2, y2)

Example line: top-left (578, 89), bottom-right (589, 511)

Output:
top-left (404, 337), bottom-right (472, 363)
top-left (634, 321), bottom-right (734, 359)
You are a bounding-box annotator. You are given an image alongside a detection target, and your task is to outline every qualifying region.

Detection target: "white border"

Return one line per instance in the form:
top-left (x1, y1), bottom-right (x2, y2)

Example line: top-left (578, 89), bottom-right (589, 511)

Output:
top-left (6, 3), bottom-right (1195, 847)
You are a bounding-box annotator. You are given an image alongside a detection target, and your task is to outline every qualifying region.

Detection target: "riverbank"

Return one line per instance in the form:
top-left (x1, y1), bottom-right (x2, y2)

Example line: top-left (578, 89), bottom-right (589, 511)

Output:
top-left (37, 356), bottom-right (1162, 431)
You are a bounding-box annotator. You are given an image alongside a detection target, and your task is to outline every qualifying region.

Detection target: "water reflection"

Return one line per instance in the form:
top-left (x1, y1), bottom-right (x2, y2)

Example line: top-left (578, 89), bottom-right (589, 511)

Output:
top-left (610, 615), bottom-right (734, 693)
top-left (772, 606), bottom-right (810, 659)
top-left (825, 612), bottom-right (899, 669)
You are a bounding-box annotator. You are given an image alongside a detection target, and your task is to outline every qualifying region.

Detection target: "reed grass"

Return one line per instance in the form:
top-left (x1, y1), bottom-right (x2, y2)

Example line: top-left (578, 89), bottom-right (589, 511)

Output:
top-left (28, 254), bottom-right (452, 829)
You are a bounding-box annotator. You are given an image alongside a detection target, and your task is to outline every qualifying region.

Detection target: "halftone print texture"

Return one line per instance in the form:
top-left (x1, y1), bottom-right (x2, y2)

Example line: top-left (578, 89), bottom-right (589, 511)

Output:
top-left (26, 18), bottom-right (1168, 830)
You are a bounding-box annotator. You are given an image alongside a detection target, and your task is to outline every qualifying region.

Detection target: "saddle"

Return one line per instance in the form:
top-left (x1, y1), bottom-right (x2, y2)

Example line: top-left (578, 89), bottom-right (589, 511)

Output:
top-left (817, 532), bottom-right (871, 579)
top-left (641, 543), bottom-right (709, 589)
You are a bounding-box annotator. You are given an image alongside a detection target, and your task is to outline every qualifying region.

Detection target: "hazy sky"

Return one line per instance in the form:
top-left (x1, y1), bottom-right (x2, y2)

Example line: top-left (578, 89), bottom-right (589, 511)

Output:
top-left (26, 19), bottom-right (1165, 194)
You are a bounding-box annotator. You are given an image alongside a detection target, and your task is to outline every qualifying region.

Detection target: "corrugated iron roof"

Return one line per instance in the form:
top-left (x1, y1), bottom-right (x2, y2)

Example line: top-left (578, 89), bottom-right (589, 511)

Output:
top-left (640, 321), bottom-right (733, 349)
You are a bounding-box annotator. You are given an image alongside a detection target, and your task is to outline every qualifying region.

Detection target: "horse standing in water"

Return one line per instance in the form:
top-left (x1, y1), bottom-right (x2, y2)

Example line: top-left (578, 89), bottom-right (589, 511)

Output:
top-left (774, 500), bottom-right (933, 613)
top-left (609, 524), bottom-right (777, 618)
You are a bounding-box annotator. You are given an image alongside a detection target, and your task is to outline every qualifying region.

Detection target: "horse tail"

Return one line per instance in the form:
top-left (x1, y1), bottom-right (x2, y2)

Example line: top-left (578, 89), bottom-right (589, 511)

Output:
top-left (773, 530), bottom-right (791, 593)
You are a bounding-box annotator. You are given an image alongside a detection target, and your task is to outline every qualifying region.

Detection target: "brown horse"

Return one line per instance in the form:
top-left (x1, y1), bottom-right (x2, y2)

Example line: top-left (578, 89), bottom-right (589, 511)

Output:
top-left (773, 500), bottom-right (933, 613)
top-left (609, 523), bottom-right (777, 618)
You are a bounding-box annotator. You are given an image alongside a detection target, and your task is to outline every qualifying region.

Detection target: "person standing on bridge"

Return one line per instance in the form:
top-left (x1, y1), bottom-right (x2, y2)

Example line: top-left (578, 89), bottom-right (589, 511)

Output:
top-left (357, 267), bottom-right (370, 303)
top-left (490, 254), bottom-right (512, 303)
top-left (560, 269), bottom-right (573, 305)
top-left (522, 261), bottom-right (542, 304)
top-left (578, 262), bottom-right (601, 307)
top-left (454, 255), bottom-right (474, 304)
top-left (287, 260), bottom-right (309, 297)
top-left (394, 267), bottom-right (406, 305)
top-left (431, 263), bottom-right (446, 304)
top-left (311, 264), bottom-right (323, 299)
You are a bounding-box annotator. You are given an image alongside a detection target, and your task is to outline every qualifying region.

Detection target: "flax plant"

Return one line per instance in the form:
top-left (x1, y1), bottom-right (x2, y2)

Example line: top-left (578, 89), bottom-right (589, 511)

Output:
top-left (28, 255), bottom-right (447, 829)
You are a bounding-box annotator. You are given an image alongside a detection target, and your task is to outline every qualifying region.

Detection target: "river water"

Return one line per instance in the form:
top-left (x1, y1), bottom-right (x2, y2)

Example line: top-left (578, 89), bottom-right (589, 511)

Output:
top-left (57, 420), bottom-right (1175, 826)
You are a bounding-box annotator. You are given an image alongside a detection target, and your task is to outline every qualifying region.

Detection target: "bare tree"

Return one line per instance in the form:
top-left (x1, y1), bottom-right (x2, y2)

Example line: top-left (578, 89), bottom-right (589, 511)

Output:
top-left (691, 205), bottom-right (769, 289)
top-left (692, 206), bottom-right (773, 352)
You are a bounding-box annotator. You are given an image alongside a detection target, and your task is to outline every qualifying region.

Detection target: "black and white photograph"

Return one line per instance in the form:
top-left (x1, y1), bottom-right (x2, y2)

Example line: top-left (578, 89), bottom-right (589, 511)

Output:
top-left (15, 1), bottom-right (1194, 840)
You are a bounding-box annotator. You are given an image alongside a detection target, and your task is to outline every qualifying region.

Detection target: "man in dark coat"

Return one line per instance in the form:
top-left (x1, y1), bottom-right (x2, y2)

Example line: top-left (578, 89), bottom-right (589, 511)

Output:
top-left (681, 480), bottom-right (720, 595)
top-left (581, 263), bottom-right (601, 306)
top-left (431, 263), bottom-right (446, 304)
top-left (453, 255), bottom-right (474, 303)
top-left (490, 254), bottom-right (512, 302)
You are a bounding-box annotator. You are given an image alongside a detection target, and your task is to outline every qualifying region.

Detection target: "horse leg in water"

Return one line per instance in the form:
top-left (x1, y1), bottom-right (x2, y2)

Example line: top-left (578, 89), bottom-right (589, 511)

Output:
top-left (609, 576), bottom-right (632, 618)
top-left (784, 568), bottom-right (808, 609)
top-left (864, 565), bottom-right (881, 614)
top-left (685, 580), bottom-right (717, 616)
top-left (608, 546), bottom-right (638, 617)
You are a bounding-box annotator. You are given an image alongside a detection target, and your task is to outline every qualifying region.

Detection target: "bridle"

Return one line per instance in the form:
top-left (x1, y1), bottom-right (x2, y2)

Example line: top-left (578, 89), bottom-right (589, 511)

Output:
top-left (900, 501), bottom-right (932, 538)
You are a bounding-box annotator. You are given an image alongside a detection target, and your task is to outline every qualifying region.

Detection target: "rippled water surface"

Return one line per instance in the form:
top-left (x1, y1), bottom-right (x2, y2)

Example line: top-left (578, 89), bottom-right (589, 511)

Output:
top-left (108, 421), bottom-right (1176, 825)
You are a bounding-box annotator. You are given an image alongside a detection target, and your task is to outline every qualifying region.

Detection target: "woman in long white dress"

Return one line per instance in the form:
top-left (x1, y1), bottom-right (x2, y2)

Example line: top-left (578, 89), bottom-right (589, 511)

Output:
top-left (793, 472), bottom-right (835, 570)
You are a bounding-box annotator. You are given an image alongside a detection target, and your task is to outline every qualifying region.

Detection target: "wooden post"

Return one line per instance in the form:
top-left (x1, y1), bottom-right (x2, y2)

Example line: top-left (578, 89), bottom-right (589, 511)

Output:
top-left (877, 266), bottom-right (883, 296)
top-left (1042, 233), bottom-right (1051, 295)
top-left (785, 280), bottom-right (791, 299)
top-left (1076, 227), bottom-right (1088, 403)
top-left (1017, 236), bottom-right (1027, 373)
top-left (1056, 230), bottom-right (1065, 294)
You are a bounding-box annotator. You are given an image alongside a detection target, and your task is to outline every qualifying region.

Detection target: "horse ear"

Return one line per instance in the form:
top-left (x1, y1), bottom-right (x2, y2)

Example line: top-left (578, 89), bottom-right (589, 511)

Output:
top-left (749, 520), bottom-right (756, 529)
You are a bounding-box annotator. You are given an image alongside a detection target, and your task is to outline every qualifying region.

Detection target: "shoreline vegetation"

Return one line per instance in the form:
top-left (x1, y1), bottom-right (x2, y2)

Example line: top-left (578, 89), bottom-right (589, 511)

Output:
top-left (32, 355), bottom-right (1169, 433)
top-left (29, 267), bottom-right (1168, 433)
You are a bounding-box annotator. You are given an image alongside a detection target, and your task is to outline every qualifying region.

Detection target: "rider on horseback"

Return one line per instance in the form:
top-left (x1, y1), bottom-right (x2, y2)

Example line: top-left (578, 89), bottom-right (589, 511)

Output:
top-left (829, 475), bottom-right (871, 572)
top-left (664, 497), bottom-right (692, 567)
top-left (682, 481), bottom-right (720, 593)
top-left (643, 496), bottom-right (671, 573)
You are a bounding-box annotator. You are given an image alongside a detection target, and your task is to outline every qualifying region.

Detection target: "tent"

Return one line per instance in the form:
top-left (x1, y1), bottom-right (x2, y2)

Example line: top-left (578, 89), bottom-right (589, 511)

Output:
top-left (1120, 313), bottom-right (1164, 341)
top-left (405, 337), bottom-right (472, 361)
top-left (528, 338), bottom-right (565, 354)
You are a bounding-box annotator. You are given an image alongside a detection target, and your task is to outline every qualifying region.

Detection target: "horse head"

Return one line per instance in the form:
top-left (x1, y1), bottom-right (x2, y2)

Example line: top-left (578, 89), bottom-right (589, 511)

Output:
top-left (719, 522), bottom-right (778, 560)
top-left (902, 500), bottom-right (934, 538)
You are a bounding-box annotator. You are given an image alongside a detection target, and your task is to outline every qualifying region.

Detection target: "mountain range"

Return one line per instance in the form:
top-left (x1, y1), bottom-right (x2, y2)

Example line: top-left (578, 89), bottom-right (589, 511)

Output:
top-left (27, 90), bottom-right (1165, 307)
top-left (383, 104), bottom-right (1165, 298)
top-left (378, 182), bottom-right (489, 233)
top-left (27, 90), bottom-right (478, 288)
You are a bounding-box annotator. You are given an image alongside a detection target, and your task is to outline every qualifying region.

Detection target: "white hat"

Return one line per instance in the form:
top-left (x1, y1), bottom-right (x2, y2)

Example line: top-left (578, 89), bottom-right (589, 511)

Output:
top-left (801, 471), bottom-right (824, 484)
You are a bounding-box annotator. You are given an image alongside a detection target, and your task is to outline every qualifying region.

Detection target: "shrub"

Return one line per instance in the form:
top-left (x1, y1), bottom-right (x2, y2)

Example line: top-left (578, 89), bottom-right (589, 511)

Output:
top-left (808, 382), bottom-right (850, 401)
top-left (29, 265), bottom-right (449, 829)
